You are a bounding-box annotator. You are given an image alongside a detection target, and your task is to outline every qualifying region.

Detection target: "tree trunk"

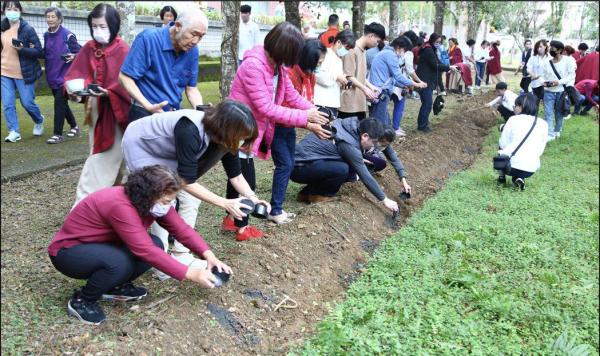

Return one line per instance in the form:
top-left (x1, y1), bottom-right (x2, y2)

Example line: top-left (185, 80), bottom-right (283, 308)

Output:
top-left (352, 1), bottom-right (366, 40)
top-left (220, 0), bottom-right (239, 100)
top-left (115, 1), bottom-right (136, 45)
top-left (389, 1), bottom-right (400, 38)
top-left (285, 1), bottom-right (301, 30)
top-left (433, 1), bottom-right (445, 34)
top-left (466, 1), bottom-right (478, 41)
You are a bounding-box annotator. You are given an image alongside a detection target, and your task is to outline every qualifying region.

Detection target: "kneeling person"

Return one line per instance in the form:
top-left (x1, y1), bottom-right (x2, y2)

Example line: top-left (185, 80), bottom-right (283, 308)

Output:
top-left (48, 165), bottom-right (232, 325)
top-left (292, 117), bottom-right (399, 212)
top-left (486, 82), bottom-right (518, 121)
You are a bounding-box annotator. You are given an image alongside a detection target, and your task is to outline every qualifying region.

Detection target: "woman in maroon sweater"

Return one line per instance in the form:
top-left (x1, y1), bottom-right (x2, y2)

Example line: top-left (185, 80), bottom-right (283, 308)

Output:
top-left (48, 165), bottom-right (232, 325)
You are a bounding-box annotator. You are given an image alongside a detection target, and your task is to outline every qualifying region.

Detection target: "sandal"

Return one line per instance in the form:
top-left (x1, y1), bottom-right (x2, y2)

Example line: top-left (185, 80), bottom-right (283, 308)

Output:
top-left (66, 127), bottom-right (80, 137)
top-left (267, 211), bottom-right (297, 225)
top-left (46, 135), bottom-right (64, 144)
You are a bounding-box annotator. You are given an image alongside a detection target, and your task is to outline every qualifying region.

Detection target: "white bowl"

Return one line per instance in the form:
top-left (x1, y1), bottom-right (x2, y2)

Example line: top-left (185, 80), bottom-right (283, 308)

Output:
top-left (65, 79), bottom-right (85, 93)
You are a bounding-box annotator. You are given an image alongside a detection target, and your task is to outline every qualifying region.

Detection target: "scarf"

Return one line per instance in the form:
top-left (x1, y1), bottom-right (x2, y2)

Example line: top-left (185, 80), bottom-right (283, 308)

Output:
top-left (64, 36), bottom-right (131, 154)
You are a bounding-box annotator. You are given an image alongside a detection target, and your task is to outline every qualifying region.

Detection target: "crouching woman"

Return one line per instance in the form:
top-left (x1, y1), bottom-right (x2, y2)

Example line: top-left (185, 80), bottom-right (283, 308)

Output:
top-left (48, 165), bottom-right (232, 325)
top-left (497, 93), bottom-right (548, 190)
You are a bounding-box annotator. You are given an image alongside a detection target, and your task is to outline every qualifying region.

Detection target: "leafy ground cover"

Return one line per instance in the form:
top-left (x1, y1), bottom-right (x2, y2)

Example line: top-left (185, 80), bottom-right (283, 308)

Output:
top-left (300, 114), bottom-right (599, 354)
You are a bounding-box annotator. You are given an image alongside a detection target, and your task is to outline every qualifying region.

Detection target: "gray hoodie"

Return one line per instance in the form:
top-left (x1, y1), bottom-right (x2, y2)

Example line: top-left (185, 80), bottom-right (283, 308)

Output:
top-left (295, 117), bottom-right (389, 201)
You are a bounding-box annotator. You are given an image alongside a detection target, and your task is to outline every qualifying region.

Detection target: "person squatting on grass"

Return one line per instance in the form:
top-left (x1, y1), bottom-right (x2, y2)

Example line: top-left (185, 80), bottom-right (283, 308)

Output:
top-left (42, 6), bottom-right (82, 144)
top-left (118, 6), bottom-right (207, 122)
top-left (497, 93), bottom-right (548, 190)
top-left (1, 0), bottom-right (45, 143)
top-left (121, 101), bottom-right (266, 278)
top-left (292, 117), bottom-right (399, 213)
top-left (65, 3), bottom-right (131, 206)
top-left (541, 40), bottom-right (577, 142)
top-left (269, 39), bottom-right (327, 225)
top-left (227, 21), bottom-right (330, 239)
top-left (485, 82), bottom-right (518, 121)
top-left (48, 165), bottom-right (233, 325)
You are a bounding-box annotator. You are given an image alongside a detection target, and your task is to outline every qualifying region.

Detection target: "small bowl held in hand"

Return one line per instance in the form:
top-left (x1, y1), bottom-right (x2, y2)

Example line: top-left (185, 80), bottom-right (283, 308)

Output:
top-left (211, 266), bottom-right (231, 287)
top-left (239, 198), bottom-right (255, 215)
top-left (251, 203), bottom-right (268, 219)
top-left (399, 191), bottom-right (411, 200)
top-left (87, 83), bottom-right (100, 93)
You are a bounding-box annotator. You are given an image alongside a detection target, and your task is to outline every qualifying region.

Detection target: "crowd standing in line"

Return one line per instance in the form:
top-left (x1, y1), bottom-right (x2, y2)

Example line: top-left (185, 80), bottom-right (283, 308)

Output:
top-left (0, 1), bottom-right (598, 325)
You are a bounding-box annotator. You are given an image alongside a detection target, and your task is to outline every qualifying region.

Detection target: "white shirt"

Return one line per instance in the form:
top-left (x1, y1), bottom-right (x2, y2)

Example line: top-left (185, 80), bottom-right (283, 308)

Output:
top-left (238, 20), bottom-right (261, 60)
top-left (541, 55), bottom-right (577, 92)
top-left (403, 51), bottom-right (415, 75)
top-left (498, 114), bottom-right (548, 172)
top-left (487, 89), bottom-right (518, 111)
top-left (314, 48), bottom-right (343, 108)
top-left (527, 54), bottom-right (549, 89)
top-left (474, 47), bottom-right (491, 63)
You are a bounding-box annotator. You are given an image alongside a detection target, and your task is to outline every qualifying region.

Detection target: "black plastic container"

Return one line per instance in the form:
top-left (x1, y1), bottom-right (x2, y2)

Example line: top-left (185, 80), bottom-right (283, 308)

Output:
top-left (239, 198), bottom-right (255, 215)
top-left (211, 266), bottom-right (231, 287)
top-left (399, 191), bottom-right (411, 200)
top-left (251, 203), bottom-right (268, 219)
top-left (87, 83), bottom-right (100, 93)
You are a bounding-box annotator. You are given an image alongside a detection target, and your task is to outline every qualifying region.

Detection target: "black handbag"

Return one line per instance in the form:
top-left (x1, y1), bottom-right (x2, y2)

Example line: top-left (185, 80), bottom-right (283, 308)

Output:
top-left (493, 114), bottom-right (537, 174)
top-left (548, 60), bottom-right (572, 116)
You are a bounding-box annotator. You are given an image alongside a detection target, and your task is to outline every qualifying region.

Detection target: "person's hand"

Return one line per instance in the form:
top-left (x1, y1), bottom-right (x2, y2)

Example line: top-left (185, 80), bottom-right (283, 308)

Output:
top-left (450, 65), bottom-right (458, 72)
top-left (337, 75), bottom-right (348, 86)
top-left (185, 267), bottom-right (217, 288)
top-left (489, 56), bottom-right (495, 60)
top-left (363, 87), bottom-right (378, 100)
top-left (222, 197), bottom-right (253, 220)
top-left (307, 122), bottom-right (332, 140)
top-left (401, 178), bottom-right (412, 195)
top-left (382, 197), bottom-right (399, 213)
top-left (551, 80), bottom-right (559, 87)
top-left (249, 197), bottom-right (271, 213)
top-left (12, 43), bottom-right (24, 51)
top-left (205, 253), bottom-right (233, 275)
top-left (144, 100), bottom-right (169, 114)
top-left (307, 108), bottom-right (329, 125)
top-left (414, 82), bottom-right (427, 89)
top-left (65, 53), bottom-right (76, 63)
top-left (64, 87), bottom-right (83, 103)
top-left (88, 86), bottom-right (108, 97)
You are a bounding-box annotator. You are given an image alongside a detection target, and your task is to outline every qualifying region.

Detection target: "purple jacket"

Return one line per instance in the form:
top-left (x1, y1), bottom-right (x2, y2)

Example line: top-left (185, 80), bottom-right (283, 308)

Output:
top-left (43, 25), bottom-right (81, 89)
top-left (229, 45), bottom-right (312, 159)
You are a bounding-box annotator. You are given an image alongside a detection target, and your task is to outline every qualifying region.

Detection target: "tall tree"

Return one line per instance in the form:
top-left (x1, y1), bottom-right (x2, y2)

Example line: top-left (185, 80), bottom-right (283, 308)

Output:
top-left (285, 1), bottom-right (301, 30)
top-left (389, 1), bottom-right (400, 38)
top-left (115, 1), bottom-right (136, 45)
top-left (220, 0), bottom-right (239, 100)
top-left (543, 1), bottom-right (565, 39)
top-left (433, 1), bottom-right (445, 34)
top-left (352, 1), bottom-right (365, 40)
top-left (466, 0), bottom-right (479, 41)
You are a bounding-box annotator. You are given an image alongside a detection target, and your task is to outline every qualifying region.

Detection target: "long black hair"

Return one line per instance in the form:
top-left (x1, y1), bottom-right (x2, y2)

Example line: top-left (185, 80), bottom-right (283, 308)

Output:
top-left (298, 39), bottom-right (326, 73)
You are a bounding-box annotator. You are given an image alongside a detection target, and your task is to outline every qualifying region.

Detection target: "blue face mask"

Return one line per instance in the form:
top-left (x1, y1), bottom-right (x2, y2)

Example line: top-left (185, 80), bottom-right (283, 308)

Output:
top-left (5, 10), bottom-right (20, 22)
top-left (314, 67), bottom-right (321, 74)
top-left (434, 43), bottom-right (441, 49)
top-left (337, 47), bottom-right (349, 57)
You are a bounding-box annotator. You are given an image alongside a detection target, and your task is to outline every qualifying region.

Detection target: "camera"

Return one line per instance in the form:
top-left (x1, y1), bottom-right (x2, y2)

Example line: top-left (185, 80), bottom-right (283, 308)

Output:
top-left (211, 266), bottom-right (230, 287)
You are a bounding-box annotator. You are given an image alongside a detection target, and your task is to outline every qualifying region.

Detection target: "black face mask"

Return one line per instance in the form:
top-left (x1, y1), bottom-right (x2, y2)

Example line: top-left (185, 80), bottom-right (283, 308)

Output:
top-left (549, 50), bottom-right (558, 57)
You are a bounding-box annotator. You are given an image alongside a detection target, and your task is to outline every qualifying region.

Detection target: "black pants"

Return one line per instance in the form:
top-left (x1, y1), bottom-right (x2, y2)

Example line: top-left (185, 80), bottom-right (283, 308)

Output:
top-left (49, 234), bottom-right (163, 302)
top-left (290, 160), bottom-right (349, 196)
top-left (127, 104), bottom-right (153, 124)
top-left (226, 157), bottom-right (255, 228)
top-left (437, 72), bottom-right (445, 92)
top-left (499, 168), bottom-right (534, 183)
top-left (520, 77), bottom-right (532, 93)
top-left (51, 88), bottom-right (77, 136)
top-left (497, 105), bottom-right (515, 121)
top-left (337, 111), bottom-right (366, 120)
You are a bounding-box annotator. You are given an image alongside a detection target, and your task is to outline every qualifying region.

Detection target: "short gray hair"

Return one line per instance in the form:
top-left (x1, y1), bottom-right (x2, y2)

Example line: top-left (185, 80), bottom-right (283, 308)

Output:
top-left (176, 7), bottom-right (208, 31)
top-left (45, 6), bottom-right (63, 23)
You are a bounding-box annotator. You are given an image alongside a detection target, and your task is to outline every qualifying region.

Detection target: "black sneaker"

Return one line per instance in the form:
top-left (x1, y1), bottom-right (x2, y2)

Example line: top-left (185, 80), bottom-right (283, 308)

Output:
top-left (497, 176), bottom-right (507, 185)
top-left (514, 178), bottom-right (525, 191)
top-left (102, 282), bottom-right (148, 302)
top-left (67, 292), bottom-right (106, 325)
top-left (418, 127), bottom-right (432, 133)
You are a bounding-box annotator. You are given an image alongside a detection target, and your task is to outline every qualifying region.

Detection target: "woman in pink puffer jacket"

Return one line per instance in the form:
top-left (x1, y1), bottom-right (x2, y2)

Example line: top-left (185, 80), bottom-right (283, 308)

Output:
top-left (223, 22), bottom-right (330, 241)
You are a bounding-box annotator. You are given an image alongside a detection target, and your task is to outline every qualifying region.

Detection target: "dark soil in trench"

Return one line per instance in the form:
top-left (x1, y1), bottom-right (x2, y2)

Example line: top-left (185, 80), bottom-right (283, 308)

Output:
top-left (1, 93), bottom-right (497, 355)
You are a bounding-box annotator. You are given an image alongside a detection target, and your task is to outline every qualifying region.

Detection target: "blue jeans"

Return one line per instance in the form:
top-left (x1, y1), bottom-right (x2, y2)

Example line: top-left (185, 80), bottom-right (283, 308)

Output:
top-left (1, 75), bottom-right (44, 133)
top-left (270, 126), bottom-right (296, 216)
top-left (417, 86), bottom-right (433, 130)
top-left (475, 62), bottom-right (486, 86)
top-left (543, 90), bottom-right (564, 135)
top-left (291, 160), bottom-right (349, 197)
top-left (391, 93), bottom-right (406, 130)
top-left (368, 89), bottom-right (391, 127)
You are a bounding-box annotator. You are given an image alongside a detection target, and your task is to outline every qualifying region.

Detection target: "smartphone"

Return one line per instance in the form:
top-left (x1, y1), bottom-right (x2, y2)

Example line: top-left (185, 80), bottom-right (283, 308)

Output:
top-left (544, 81), bottom-right (553, 87)
top-left (12, 38), bottom-right (23, 47)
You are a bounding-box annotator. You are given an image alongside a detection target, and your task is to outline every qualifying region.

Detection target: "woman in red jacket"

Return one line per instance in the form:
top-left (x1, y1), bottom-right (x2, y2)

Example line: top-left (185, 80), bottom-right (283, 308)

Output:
top-left (487, 41), bottom-right (505, 85)
top-left (447, 38), bottom-right (473, 95)
top-left (49, 165), bottom-right (232, 325)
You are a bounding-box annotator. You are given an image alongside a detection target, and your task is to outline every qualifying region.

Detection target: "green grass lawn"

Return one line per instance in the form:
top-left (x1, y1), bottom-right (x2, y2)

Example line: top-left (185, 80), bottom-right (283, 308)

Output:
top-left (0, 82), bottom-right (220, 179)
top-left (299, 115), bottom-right (599, 354)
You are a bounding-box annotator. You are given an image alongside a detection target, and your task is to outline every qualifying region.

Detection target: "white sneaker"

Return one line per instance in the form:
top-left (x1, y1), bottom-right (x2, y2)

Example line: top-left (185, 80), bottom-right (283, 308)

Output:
top-left (172, 252), bottom-right (207, 269)
top-left (267, 210), bottom-right (297, 224)
top-left (564, 114), bottom-right (571, 120)
top-left (153, 268), bottom-right (172, 281)
top-left (395, 128), bottom-right (406, 137)
top-left (555, 131), bottom-right (561, 138)
top-left (4, 131), bottom-right (21, 142)
top-left (474, 86), bottom-right (481, 90)
top-left (33, 116), bottom-right (44, 136)
top-left (547, 134), bottom-right (556, 142)
top-left (440, 91), bottom-right (447, 96)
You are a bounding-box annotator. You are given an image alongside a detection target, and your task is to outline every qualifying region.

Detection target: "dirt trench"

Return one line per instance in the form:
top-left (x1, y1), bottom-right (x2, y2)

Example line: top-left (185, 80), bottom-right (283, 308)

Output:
top-left (1, 93), bottom-right (497, 355)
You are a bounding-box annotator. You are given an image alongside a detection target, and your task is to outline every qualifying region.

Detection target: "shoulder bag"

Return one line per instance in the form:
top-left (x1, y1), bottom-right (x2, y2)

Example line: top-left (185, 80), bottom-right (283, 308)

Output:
top-left (548, 60), bottom-right (572, 116)
top-left (493, 115), bottom-right (537, 174)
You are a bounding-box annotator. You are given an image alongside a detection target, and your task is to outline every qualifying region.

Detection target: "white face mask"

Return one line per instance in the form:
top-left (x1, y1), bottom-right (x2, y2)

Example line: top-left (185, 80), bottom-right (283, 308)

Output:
top-left (6, 10), bottom-right (20, 22)
top-left (93, 28), bottom-right (111, 44)
top-left (239, 140), bottom-right (245, 148)
top-left (150, 203), bottom-right (171, 217)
